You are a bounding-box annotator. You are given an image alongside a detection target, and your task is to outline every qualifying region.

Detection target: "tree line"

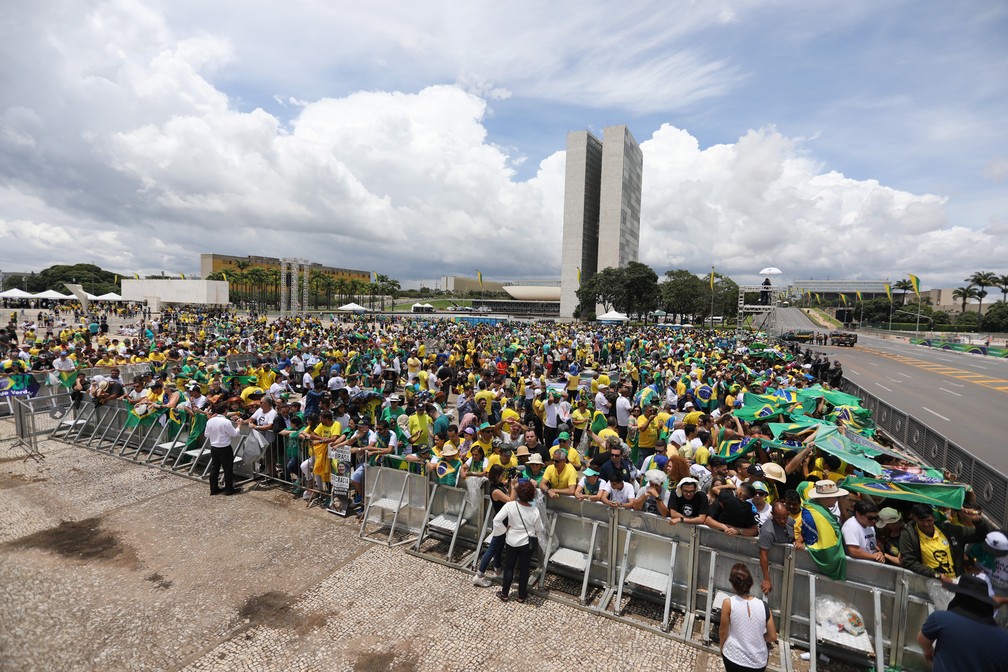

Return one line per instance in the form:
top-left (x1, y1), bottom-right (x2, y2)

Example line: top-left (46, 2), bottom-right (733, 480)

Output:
top-left (575, 262), bottom-right (739, 324)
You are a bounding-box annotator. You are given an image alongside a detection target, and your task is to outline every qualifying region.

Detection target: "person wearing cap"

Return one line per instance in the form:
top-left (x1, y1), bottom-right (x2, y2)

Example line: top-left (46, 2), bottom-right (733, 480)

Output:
top-left (873, 507), bottom-right (903, 566)
top-left (749, 481), bottom-right (772, 527)
top-left (380, 393), bottom-right (406, 426)
top-left (574, 467), bottom-right (604, 501)
top-left (899, 503), bottom-right (988, 580)
top-left (630, 470), bottom-right (670, 516)
top-left (668, 476), bottom-right (709, 524)
top-left (917, 574), bottom-right (1008, 670)
top-left (429, 442), bottom-right (462, 487)
top-left (841, 500), bottom-right (885, 563)
top-left (407, 402), bottom-right (433, 451)
top-left (521, 453), bottom-right (546, 485)
top-left (550, 431), bottom-right (582, 469)
top-left (966, 531), bottom-right (1008, 612)
top-left (541, 448), bottom-right (578, 499)
top-left (487, 444), bottom-right (518, 471)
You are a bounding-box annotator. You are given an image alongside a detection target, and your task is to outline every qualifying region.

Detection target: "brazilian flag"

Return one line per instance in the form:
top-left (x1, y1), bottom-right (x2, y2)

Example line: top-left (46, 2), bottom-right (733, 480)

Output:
top-left (589, 410), bottom-right (608, 435)
top-left (53, 370), bottom-right (79, 389)
top-left (124, 402), bottom-right (165, 429)
top-left (186, 412), bottom-right (208, 450)
top-left (435, 459), bottom-right (460, 485)
top-left (713, 437), bottom-right (756, 462)
top-left (798, 483), bottom-right (846, 581)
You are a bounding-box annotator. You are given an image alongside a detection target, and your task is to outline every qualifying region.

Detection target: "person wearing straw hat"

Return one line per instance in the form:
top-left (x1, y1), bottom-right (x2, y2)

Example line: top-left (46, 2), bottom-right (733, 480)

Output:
top-left (917, 574), bottom-right (1008, 670)
top-left (430, 443), bottom-right (462, 486)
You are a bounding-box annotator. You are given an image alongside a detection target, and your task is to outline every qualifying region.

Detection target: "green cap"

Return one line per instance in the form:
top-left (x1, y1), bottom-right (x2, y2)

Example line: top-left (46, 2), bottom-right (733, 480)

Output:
top-left (558, 432), bottom-right (570, 441)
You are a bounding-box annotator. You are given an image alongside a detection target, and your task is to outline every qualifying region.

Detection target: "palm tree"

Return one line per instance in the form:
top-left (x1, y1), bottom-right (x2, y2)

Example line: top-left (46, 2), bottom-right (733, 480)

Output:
top-left (334, 278), bottom-right (349, 305)
top-left (308, 269), bottom-right (326, 309)
top-left (265, 267), bottom-right (281, 309)
top-left (997, 274), bottom-right (1008, 304)
top-left (893, 279), bottom-right (913, 306)
top-left (245, 266), bottom-right (269, 307)
top-left (952, 285), bottom-right (980, 314)
top-left (967, 271), bottom-right (998, 317)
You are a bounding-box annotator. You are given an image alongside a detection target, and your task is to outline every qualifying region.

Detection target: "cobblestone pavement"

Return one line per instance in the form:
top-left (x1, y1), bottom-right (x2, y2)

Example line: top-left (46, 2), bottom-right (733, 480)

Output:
top-left (0, 421), bottom-right (845, 672)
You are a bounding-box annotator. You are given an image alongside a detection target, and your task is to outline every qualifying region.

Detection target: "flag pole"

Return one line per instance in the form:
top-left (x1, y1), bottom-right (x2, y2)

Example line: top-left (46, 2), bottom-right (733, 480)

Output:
top-left (709, 265), bottom-right (715, 331)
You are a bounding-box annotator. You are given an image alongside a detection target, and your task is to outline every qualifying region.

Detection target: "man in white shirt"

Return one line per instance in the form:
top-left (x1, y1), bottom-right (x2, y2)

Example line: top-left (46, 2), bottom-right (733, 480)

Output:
top-left (205, 405), bottom-right (241, 496)
top-left (600, 474), bottom-right (637, 509)
top-left (615, 386), bottom-right (632, 440)
top-left (842, 500), bottom-right (885, 563)
top-left (594, 383), bottom-right (612, 418)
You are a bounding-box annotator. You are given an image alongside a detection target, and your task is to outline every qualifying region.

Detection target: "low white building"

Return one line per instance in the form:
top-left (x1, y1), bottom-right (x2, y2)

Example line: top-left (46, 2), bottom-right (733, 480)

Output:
top-left (121, 279), bottom-right (229, 310)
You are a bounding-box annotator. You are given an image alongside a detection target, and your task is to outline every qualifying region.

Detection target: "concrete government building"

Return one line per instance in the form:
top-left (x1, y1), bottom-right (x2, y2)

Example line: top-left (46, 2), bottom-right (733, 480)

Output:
top-left (560, 125), bottom-right (643, 317)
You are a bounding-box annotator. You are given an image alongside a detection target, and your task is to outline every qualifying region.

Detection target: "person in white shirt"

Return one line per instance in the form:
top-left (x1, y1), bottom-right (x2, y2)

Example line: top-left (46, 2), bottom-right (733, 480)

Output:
top-left (750, 481), bottom-right (773, 528)
top-left (842, 500), bottom-right (885, 563)
top-left (615, 386), bottom-right (632, 439)
top-left (205, 405), bottom-right (241, 496)
top-left (600, 474), bottom-right (637, 509)
top-left (491, 480), bottom-right (545, 603)
top-left (594, 384), bottom-right (612, 417)
top-left (53, 351), bottom-right (76, 372)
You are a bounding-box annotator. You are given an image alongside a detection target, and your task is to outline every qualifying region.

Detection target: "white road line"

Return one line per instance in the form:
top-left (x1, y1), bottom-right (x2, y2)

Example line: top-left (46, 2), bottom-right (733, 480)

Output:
top-left (875, 382), bottom-right (893, 392)
top-left (887, 377), bottom-right (903, 383)
top-left (921, 406), bottom-right (951, 422)
top-left (897, 372), bottom-right (912, 378)
top-left (968, 364), bottom-right (988, 370)
top-left (946, 382), bottom-right (964, 387)
top-left (847, 369), bottom-right (860, 375)
top-left (870, 362), bottom-right (880, 367)
top-left (939, 387), bottom-right (962, 397)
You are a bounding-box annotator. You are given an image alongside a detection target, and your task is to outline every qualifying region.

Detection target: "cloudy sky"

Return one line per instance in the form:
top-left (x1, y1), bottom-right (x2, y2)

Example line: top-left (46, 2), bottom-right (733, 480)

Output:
top-left (1, 0), bottom-right (1006, 289)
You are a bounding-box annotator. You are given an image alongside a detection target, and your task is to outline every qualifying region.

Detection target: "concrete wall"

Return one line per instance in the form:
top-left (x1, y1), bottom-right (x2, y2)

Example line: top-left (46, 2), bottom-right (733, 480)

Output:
top-left (598, 125), bottom-right (642, 271)
top-left (121, 279), bottom-right (229, 305)
top-left (560, 131), bottom-right (603, 317)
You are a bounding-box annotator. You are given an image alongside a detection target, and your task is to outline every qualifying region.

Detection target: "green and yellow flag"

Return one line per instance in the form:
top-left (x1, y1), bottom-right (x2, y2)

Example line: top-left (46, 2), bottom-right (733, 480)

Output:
top-left (475, 269), bottom-right (483, 290)
top-left (855, 290), bottom-right (863, 303)
top-left (577, 267), bottom-right (582, 286)
top-left (815, 293), bottom-right (821, 306)
top-left (222, 272), bottom-right (228, 282)
top-left (908, 274), bottom-right (921, 297)
top-left (885, 283), bottom-right (892, 303)
top-left (798, 482), bottom-right (847, 581)
top-left (52, 370), bottom-right (79, 389)
top-left (840, 294), bottom-right (848, 306)
top-left (709, 267), bottom-right (715, 290)
top-left (133, 272), bottom-right (140, 280)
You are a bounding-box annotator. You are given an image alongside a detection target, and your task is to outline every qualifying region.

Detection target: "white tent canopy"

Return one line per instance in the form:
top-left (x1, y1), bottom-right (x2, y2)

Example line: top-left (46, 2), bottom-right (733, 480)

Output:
top-left (94, 292), bottom-right (123, 301)
top-left (422, 303), bottom-right (434, 309)
top-left (337, 302), bottom-right (367, 313)
top-left (34, 289), bottom-right (73, 300)
top-left (596, 310), bottom-right (629, 322)
top-left (0, 288), bottom-right (34, 299)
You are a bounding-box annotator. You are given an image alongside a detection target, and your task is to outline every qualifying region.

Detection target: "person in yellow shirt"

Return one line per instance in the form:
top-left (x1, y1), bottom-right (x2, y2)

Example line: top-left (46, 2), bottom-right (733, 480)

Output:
top-left (309, 411), bottom-right (342, 499)
top-left (551, 432), bottom-right (582, 469)
top-left (540, 448), bottom-right (578, 498)
top-left (637, 406), bottom-right (661, 454)
top-left (407, 404), bottom-right (433, 450)
top-left (487, 445), bottom-right (518, 470)
top-left (570, 399), bottom-right (591, 448)
top-left (565, 366), bottom-right (580, 401)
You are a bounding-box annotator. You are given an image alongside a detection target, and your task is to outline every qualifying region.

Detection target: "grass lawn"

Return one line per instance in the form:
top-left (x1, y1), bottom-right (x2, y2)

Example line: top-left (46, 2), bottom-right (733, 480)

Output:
top-left (808, 308), bottom-right (841, 328)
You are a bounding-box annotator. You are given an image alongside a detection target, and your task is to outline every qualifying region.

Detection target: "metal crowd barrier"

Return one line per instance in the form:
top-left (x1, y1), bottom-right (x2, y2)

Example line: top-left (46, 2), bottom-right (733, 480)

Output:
top-left (359, 466), bottom-right (427, 546)
top-left (840, 377), bottom-right (1008, 529)
top-left (47, 397), bottom-right (254, 486)
top-left (409, 481), bottom-right (486, 566)
top-left (2, 390), bottom-right (75, 459)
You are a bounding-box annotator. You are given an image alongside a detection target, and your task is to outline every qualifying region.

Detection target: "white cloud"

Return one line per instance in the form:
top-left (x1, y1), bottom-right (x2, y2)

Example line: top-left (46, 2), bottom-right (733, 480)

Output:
top-left (0, 0), bottom-right (1004, 291)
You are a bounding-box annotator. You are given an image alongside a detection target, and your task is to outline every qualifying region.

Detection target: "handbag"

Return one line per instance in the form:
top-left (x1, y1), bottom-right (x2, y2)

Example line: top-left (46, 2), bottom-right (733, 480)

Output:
top-left (514, 503), bottom-right (539, 554)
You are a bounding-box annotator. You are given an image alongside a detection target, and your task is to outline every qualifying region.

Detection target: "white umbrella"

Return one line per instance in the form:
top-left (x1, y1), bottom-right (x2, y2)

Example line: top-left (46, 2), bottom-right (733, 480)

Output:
top-left (759, 267), bottom-right (782, 275)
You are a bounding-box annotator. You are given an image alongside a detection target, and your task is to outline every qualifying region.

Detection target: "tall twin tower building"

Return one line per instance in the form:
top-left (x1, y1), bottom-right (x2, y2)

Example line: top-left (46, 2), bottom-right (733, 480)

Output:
top-left (559, 125), bottom-right (644, 317)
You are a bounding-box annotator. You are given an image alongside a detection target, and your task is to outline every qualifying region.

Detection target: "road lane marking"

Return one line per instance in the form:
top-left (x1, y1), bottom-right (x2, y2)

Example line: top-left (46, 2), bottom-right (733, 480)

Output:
top-left (897, 372), bottom-right (912, 378)
top-left (921, 406), bottom-right (951, 422)
top-left (875, 383), bottom-right (893, 392)
top-left (855, 346), bottom-right (1008, 394)
top-left (946, 382), bottom-right (964, 387)
top-left (968, 364), bottom-right (988, 370)
top-left (887, 377), bottom-right (903, 383)
top-left (939, 388), bottom-right (962, 397)
top-left (847, 369), bottom-right (860, 375)
top-left (870, 362), bottom-right (880, 367)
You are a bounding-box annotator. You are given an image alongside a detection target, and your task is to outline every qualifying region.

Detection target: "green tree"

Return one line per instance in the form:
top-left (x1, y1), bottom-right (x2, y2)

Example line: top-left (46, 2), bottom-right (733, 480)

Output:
top-left (659, 269), bottom-right (704, 324)
top-left (981, 301), bottom-right (1008, 332)
top-left (967, 271), bottom-right (998, 317)
top-left (623, 261), bottom-right (660, 320)
top-left (576, 266), bottom-right (626, 316)
top-left (955, 310), bottom-right (979, 327)
top-left (893, 279), bottom-right (913, 306)
top-left (952, 285), bottom-right (980, 314)
top-left (995, 274), bottom-right (1008, 304)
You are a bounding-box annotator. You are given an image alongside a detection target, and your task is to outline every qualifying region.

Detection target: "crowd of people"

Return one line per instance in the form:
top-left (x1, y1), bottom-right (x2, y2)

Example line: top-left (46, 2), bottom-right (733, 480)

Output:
top-left (3, 304), bottom-right (1007, 666)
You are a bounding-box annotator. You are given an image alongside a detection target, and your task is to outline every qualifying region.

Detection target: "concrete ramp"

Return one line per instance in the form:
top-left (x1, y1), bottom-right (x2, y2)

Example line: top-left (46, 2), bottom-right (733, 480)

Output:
top-left (773, 307), bottom-right (821, 334)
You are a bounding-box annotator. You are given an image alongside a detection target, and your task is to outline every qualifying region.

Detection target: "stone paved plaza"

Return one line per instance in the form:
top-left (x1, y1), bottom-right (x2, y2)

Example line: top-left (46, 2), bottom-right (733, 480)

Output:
top-left (0, 421), bottom-right (835, 672)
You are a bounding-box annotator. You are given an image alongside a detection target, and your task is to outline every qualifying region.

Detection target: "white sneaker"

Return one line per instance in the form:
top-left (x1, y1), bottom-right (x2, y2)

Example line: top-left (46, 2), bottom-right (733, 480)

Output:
top-left (472, 575), bottom-right (493, 587)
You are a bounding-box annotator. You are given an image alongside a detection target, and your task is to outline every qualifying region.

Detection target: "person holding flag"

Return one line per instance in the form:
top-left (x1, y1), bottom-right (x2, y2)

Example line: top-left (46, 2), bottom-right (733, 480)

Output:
top-left (796, 480), bottom-right (848, 581)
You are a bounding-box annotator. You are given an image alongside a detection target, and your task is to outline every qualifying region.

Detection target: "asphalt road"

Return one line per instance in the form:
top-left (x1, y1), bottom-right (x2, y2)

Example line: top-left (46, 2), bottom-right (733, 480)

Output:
top-left (799, 332), bottom-right (1008, 475)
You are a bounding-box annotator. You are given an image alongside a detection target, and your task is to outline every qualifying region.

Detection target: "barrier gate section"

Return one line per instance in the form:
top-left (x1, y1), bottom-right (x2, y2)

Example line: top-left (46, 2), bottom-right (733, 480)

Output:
top-left (359, 466), bottom-right (427, 547)
top-left (537, 497), bottom-right (613, 607)
top-left (409, 480), bottom-right (485, 567)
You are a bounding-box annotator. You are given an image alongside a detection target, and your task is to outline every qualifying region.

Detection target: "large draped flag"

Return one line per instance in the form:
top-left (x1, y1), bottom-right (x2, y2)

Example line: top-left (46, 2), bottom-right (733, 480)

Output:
top-left (840, 476), bottom-right (965, 510)
top-left (908, 274), bottom-right (921, 297)
top-left (798, 482), bottom-right (846, 581)
top-left (186, 412), bottom-right (208, 450)
top-left (813, 426), bottom-right (883, 476)
top-left (590, 409), bottom-right (609, 435)
top-left (734, 393), bottom-right (786, 421)
top-left (694, 384), bottom-right (716, 409)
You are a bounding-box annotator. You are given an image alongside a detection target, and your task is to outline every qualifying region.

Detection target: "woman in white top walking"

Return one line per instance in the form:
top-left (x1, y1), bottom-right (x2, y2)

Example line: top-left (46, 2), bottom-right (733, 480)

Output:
top-left (719, 563), bottom-right (777, 672)
top-left (491, 480), bottom-right (545, 603)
